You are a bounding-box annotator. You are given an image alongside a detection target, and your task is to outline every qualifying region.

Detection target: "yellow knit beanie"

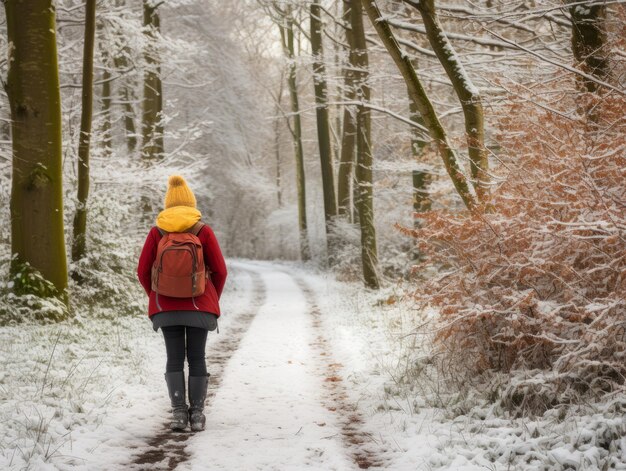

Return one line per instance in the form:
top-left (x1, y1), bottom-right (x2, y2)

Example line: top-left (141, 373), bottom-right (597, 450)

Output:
top-left (164, 175), bottom-right (197, 209)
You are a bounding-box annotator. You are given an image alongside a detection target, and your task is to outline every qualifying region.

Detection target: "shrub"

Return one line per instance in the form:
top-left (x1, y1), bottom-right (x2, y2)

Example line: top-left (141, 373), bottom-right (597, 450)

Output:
top-left (403, 89), bottom-right (625, 414)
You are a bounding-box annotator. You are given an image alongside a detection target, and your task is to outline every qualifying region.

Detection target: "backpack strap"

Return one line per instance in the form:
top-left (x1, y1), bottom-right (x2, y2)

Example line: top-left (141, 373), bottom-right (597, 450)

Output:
top-left (156, 222), bottom-right (204, 237)
top-left (186, 222), bottom-right (205, 236)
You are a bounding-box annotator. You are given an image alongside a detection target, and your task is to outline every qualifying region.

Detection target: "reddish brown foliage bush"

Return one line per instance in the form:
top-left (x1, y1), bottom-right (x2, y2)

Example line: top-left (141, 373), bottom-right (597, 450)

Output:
top-left (405, 90), bottom-right (625, 407)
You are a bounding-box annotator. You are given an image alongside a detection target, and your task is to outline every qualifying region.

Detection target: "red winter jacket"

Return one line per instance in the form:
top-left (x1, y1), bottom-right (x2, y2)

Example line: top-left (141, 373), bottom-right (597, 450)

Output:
top-left (137, 224), bottom-right (227, 317)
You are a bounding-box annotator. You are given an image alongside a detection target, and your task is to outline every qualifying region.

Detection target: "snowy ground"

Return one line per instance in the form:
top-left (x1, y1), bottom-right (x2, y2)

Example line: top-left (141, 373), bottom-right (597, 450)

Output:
top-left (1, 260), bottom-right (624, 470)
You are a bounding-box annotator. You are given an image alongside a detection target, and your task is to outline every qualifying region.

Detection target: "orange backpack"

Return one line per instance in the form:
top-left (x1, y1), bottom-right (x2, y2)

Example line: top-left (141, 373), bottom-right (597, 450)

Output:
top-left (151, 222), bottom-right (206, 307)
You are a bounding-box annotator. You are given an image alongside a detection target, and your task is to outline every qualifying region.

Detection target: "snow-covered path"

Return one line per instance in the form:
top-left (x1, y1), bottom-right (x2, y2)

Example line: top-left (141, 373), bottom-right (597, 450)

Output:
top-left (6, 260), bottom-right (620, 470)
top-left (129, 260), bottom-right (381, 470)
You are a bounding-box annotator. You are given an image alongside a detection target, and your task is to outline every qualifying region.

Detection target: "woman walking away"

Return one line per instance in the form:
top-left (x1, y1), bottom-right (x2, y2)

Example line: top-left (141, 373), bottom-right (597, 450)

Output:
top-left (137, 175), bottom-right (227, 432)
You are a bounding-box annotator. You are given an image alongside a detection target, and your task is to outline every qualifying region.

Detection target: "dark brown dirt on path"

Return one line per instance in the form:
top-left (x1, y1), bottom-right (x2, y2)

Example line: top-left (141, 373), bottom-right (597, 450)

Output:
top-left (293, 275), bottom-right (386, 470)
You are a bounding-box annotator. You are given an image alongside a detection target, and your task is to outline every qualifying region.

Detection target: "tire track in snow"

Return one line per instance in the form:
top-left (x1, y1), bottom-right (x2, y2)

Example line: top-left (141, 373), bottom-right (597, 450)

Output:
top-left (292, 274), bottom-right (385, 470)
top-left (130, 268), bottom-right (266, 470)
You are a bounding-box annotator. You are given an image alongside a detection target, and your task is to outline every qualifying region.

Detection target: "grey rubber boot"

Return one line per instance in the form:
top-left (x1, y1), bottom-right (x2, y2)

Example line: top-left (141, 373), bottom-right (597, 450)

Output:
top-left (164, 371), bottom-right (188, 431)
top-left (188, 374), bottom-right (209, 432)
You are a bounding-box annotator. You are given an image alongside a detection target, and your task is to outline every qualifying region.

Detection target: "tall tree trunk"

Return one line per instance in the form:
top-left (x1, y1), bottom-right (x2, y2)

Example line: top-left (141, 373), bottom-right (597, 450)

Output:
top-left (569, 1), bottom-right (608, 93)
top-left (408, 84), bottom-right (428, 159)
top-left (338, 115), bottom-right (357, 219)
top-left (351, 0), bottom-right (379, 289)
top-left (121, 86), bottom-right (138, 153)
top-left (154, 58), bottom-right (164, 153)
top-left (142, 1), bottom-right (164, 160)
top-left (5, 0), bottom-right (68, 299)
top-left (411, 169), bottom-right (431, 259)
top-left (274, 83), bottom-right (283, 209)
top-left (113, 52), bottom-right (138, 153)
top-left (362, 0), bottom-right (477, 211)
top-left (408, 79), bottom-right (431, 227)
top-left (332, 0), bottom-right (343, 170)
top-left (278, 7), bottom-right (310, 261)
top-left (408, 64), bottom-right (431, 254)
top-left (406, 0), bottom-right (489, 203)
top-left (0, 93), bottom-right (10, 143)
top-left (275, 132), bottom-right (282, 208)
top-left (72, 0), bottom-right (97, 263)
top-left (338, 106), bottom-right (356, 220)
top-left (310, 2), bottom-right (338, 257)
top-left (352, 170), bottom-right (360, 226)
top-left (101, 67), bottom-right (112, 154)
top-left (412, 170), bottom-right (431, 218)
top-left (338, 0), bottom-right (357, 220)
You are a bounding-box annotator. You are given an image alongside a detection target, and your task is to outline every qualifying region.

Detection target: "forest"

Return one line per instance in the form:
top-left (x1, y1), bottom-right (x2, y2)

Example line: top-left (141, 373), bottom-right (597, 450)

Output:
top-left (0, 0), bottom-right (624, 469)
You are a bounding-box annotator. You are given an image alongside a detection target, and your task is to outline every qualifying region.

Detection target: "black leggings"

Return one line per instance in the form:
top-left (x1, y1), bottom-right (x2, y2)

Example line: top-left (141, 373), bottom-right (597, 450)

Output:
top-left (161, 326), bottom-right (208, 376)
